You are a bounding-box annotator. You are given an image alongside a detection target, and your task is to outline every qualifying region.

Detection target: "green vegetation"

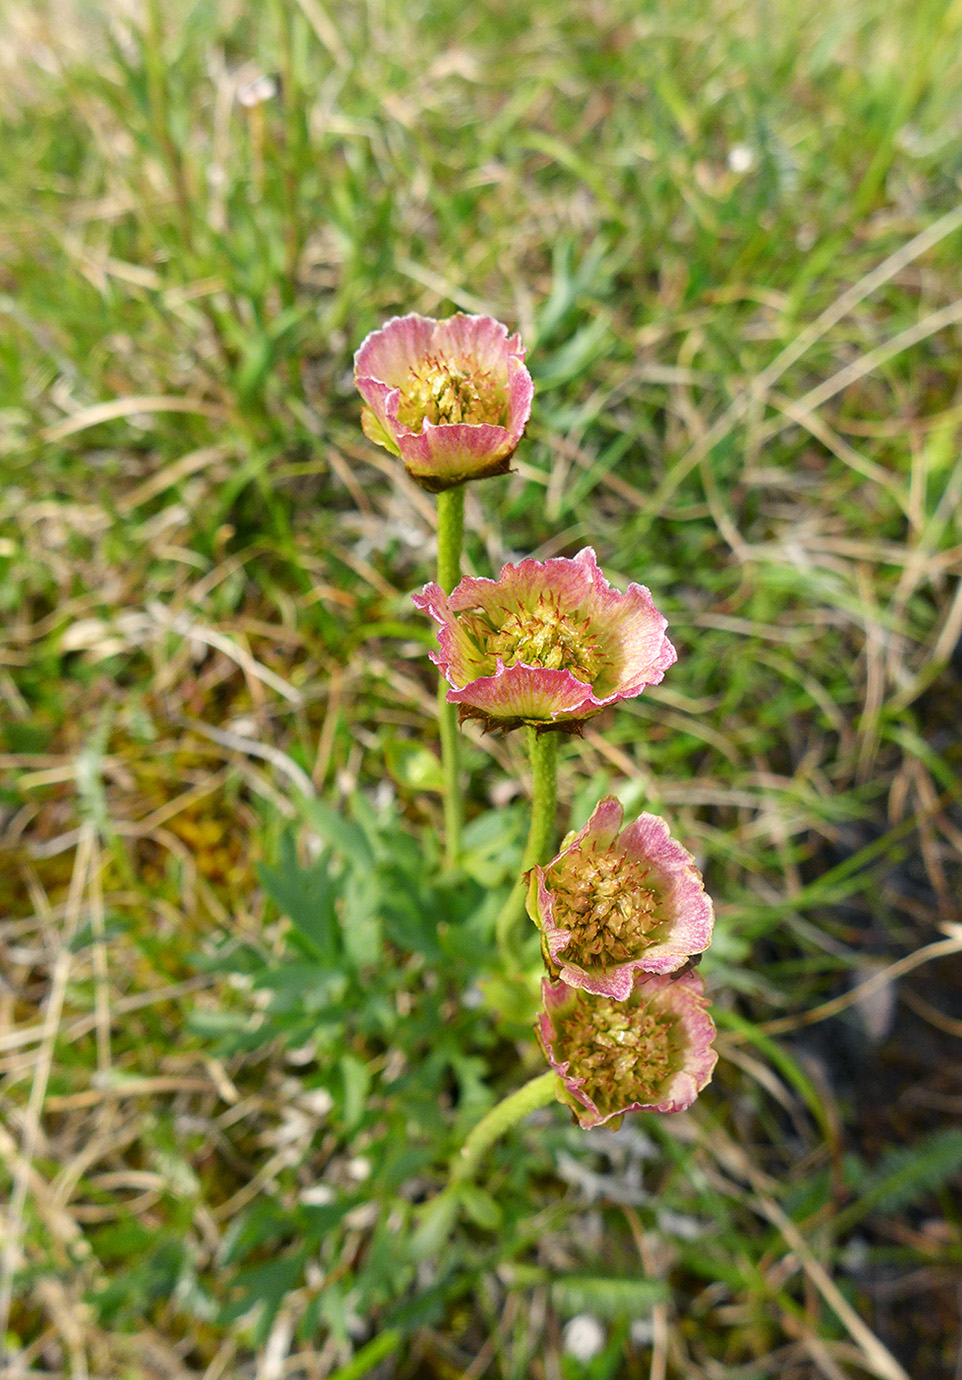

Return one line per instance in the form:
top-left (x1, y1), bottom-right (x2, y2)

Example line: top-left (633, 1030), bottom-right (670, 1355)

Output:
top-left (2, 0), bottom-right (961, 1375)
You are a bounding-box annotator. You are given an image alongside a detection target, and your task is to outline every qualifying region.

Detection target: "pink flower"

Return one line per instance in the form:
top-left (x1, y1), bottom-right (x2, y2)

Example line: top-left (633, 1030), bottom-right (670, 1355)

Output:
top-left (412, 548), bottom-right (676, 732)
top-left (537, 972), bottom-right (717, 1129)
top-left (353, 313), bottom-right (533, 492)
top-left (530, 797), bottom-right (714, 999)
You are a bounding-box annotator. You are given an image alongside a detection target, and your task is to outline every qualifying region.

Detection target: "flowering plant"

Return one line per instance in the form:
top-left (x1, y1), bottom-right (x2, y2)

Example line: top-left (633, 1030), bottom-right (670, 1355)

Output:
top-left (536, 971), bottom-right (718, 1129)
top-left (529, 796), bottom-right (714, 1000)
top-left (412, 546), bottom-right (676, 731)
top-left (353, 312), bottom-right (533, 492)
top-left (349, 309), bottom-right (717, 1226)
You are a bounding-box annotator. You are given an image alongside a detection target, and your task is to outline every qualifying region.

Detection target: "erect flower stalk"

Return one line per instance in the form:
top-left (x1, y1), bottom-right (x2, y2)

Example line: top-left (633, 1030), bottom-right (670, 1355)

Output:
top-left (351, 310), bottom-right (720, 1202)
top-left (356, 312), bottom-right (533, 868)
top-left (522, 728), bottom-right (559, 872)
top-left (494, 727), bottom-right (558, 957)
top-left (435, 486), bottom-right (465, 595)
top-left (436, 487), bottom-right (465, 868)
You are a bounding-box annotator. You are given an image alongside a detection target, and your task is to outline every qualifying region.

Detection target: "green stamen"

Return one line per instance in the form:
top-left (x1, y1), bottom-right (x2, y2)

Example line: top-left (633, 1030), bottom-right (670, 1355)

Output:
top-left (485, 601), bottom-right (606, 683)
top-left (559, 991), bottom-right (683, 1115)
top-left (396, 355), bottom-right (506, 431)
top-left (551, 845), bottom-right (662, 968)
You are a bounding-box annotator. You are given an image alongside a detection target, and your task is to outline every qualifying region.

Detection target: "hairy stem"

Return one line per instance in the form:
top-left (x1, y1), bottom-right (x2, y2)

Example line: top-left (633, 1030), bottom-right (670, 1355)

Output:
top-left (453, 1071), bottom-right (558, 1182)
top-left (436, 487), bottom-right (465, 867)
top-left (410, 1071), bottom-right (559, 1259)
top-left (495, 728), bottom-right (559, 956)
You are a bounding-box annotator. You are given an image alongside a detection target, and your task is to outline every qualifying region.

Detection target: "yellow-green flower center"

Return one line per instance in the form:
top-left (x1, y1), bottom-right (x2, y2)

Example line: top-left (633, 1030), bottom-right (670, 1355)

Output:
top-left (480, 602), bottom-right (606, 682)
top-left (560, 990), bottom-right (684, 1114)
top-left (550, 846), bottom-right (662, 968)
top-left (396, 355), bottom-right (506, 431)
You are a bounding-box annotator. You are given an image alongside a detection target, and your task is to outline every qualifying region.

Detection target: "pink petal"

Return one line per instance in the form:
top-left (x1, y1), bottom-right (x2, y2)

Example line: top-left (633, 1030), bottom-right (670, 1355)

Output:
top-left (431, 314), bottom-right (524, 374)
top-left (354, 313), bottom-right (438, 385)
top-left (619, 813), bottom-right (714, 955)
top-left (558, 551), bottom-right (677, 697)
top-left (444, 660), bottom-right (601, 723)
top-left (554, 796), bottom-right (625, 855)
top-left (354, 313), bottom-right (533, 488)
top-left (413, 548), bottom-right (676, 726)
top-left (505, 354), bottom-right (535, 435)
top-left (398, 419), bottom-right (518, 488)
top-left (447, 549), bottom-right (599, 618)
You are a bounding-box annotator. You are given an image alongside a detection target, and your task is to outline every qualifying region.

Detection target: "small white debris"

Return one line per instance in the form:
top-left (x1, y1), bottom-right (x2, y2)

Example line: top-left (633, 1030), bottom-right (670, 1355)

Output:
top-left (237, 73), bottom-right (279, 107)
top-left (727, 143), bottom-right (756, 174)
top-left (300, 1184), bottom-right (335, 1206)
top-left (284, 1042), bottom-right (317, 1067)
top-left (562, 1314), bottom-right (605, 1361)
top-left (655, 1207), bottom-right (707, 1240)
top-left (344, 1202), bottom-right (378, 1231)
top-left (631, 1317), bottom-right (655, 1346)
top-left (297, 1087), bottom-right (335, 1118)
top-left (258, 1306), bottom-right (293, 1380)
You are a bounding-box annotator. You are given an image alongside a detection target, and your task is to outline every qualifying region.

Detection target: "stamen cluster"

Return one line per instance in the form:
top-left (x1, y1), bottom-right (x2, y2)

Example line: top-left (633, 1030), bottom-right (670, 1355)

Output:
top-left (549, 845), bottom-right (660, 968)
top-left (395, 357), bottom-right (506, 430)
top-left (484, 601), bottom-right (606, 683)
top-left (561, 989), bottom-right (679, 1107)
top-left (530, 798), bottom-right (714, 1003)
top-left (528, 799), bottom-right (716, 1129)
top-left (353, 312), bottom-right (532, 491)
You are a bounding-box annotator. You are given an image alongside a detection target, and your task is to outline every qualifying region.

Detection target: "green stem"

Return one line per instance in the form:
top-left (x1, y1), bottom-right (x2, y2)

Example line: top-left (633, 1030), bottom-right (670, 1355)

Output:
top-left (453, 1071), bottom-right (558, 1182)
top-left (495, 728), bottom-right (559, 957)
top-left (410, 1071), bottom-right (559, 1259)
top-left (522, 728), bottom-right (559, 870)
top-left (435, 487), bottom-right (465, 868)
top-left (435, 486), bottom-right (464, 594)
